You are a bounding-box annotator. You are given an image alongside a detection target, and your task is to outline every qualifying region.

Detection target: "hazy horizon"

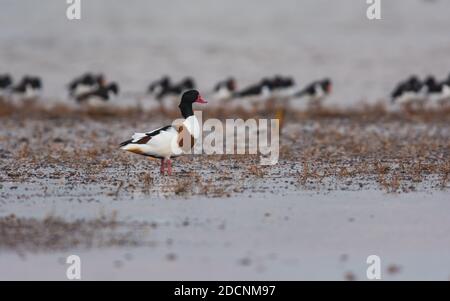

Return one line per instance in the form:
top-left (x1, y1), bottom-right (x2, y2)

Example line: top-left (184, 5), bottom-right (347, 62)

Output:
top-left (1, 0), bottom-right (449, 104)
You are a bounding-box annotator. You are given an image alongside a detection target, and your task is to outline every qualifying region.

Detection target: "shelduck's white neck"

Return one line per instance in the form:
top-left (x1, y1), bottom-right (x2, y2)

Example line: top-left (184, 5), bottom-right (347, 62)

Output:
top-left (183, 115), bottom-right (200, 139)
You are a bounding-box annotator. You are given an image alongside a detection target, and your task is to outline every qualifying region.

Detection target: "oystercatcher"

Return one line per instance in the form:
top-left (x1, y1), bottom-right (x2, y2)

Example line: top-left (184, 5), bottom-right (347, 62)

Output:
top-left (212, 77), bottom-right (236, 101)
top-left (391, 75), bottom-right (424, 104)
top-left (75, 82), bottom-right (119, 103)
top-left (0, 74), bottom-right (13, 94)
top-left (11, 75), bottom-right (42, 99)
top-left (68, 73), bottom-right (103, 98)
top-left (294, 78), bottom-right (332, 105)
top-left (148, 76), bottom-right (171, 96)
top-left (233, 78), bottom-right (273, 101)
top-left (270, 75), bottom-right (295, 99)
top-left (423, 75), bottom-right (450, 105)
top-left (155, 77), bottom-right (196, 101)
top-left (120, 90), bottom-right (207, 176)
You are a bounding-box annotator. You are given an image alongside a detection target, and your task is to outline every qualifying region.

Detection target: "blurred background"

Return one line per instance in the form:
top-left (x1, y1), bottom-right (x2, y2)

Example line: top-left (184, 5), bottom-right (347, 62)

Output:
top-left (1, 0), bottom-right (449, 105)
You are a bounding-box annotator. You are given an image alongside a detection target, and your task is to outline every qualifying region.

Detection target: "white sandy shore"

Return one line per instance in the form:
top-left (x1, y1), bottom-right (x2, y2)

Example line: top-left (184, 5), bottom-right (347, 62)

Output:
top-left (1, 190), bottom-right (449, 280)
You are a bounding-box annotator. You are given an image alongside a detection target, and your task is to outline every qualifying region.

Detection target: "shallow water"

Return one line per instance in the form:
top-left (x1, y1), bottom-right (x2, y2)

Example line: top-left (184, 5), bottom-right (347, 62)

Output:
top-left (1, 189), bottom-right (450, 280)
top-left (1, 0), bottom-right (450, 105)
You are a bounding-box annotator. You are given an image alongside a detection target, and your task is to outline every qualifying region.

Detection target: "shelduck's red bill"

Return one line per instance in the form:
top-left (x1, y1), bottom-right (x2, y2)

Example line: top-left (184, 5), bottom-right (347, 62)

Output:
top-left (195, 95), bottom-right (208, 104)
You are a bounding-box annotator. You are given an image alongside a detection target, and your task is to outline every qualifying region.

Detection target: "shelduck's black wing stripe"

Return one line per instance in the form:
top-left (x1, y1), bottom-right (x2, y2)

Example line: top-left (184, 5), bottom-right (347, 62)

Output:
top-left (119, 125), bottom-right (173, 147)
top-left (136, 125), bottom-right (173, 144)
top-left (119, 139), bottom-right (133, 147)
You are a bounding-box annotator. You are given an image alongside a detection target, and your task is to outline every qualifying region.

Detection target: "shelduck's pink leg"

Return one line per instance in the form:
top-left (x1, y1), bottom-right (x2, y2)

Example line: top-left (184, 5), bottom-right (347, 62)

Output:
top-left (160, 159), bottom-right (165, 175)
top-left (167, 159), bottom-right (172, 176)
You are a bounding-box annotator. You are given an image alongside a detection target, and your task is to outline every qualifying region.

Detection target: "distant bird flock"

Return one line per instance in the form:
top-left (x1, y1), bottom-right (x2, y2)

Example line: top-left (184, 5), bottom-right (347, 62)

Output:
top-left (1, 72), bottom-right (449, 177)
top-left (1, 72), bottom-right (450, 108)
top-left (68, 73), bottom-right (119, 103)
top-left (391, 74), bottom-right (450, 107)
top-left (0, 74), bottom-right (42, 99)
top-left (0, 72), bottom-right (331, 107)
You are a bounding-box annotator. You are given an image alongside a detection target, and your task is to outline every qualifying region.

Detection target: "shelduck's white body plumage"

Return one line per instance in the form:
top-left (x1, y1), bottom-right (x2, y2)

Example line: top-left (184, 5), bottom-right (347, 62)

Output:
top-left (120, 115), bottom-right (200, 159)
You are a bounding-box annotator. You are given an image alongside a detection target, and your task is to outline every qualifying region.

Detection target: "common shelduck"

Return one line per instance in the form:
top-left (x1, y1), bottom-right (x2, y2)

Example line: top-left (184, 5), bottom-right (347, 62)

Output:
top-left (120, 90), bottom-right (207, 176)
top-left (212, 77), bottom-right (237, 101)
top-left (11, 75), bottom-right (42, 99)
top-left (294, 78), bottom-right (332, 106)
top-left (68, 73), bottom-right (104, 98)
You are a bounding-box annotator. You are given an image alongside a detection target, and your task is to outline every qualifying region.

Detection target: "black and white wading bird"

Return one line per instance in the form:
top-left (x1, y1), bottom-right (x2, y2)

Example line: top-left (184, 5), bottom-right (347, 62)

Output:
top-left (423, 75), bottom-right (450, 105)
top-left (120, 90), bottom-right (207, 176)
top-left (212, 77), bottom-right (237, 101)
top-left (232, 79), bottom-right (275, 112)
top-left (68, 73), bottom-right (104, 98)
top-left (153, 77), bottom-right (196, 101)
top-left (269, 75), bottom-right (296, 99)
top-left (147, 76), bottom-right (171, 97)
top-left (390, 75), bottom-right (424, 105)
top-left (75, 75), bottom-right (119, 104)
top-left (294, 78), bottom-right (332, 106)
top-left (0, 74), bottom-right (13, 94)
top-left (11, 75), bottom-right (42, 99)
top-left (76, 82), bottom-right (119, 103)
top-left (233, 78), bottom-right (274, 101)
